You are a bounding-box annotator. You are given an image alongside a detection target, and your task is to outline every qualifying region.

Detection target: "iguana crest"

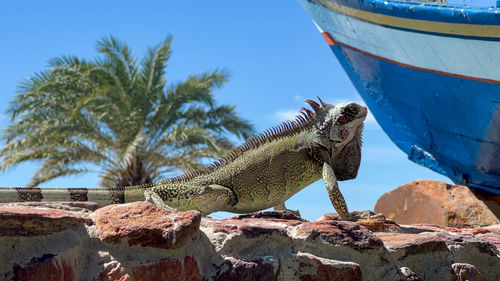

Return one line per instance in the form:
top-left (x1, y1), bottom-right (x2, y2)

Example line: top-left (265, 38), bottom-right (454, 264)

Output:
top-left (164, 97), bottom-right (332, 184)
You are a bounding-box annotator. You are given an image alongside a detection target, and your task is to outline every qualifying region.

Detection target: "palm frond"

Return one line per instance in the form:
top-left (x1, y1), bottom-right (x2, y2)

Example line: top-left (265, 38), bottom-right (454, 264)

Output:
top-left (121, 130), bottom-right (146, 168)
top-left (48, 55), bottom-right (93, 70)
top-left (96, 36), bottom-right (136, 71)
top-left (95, 35), bottom-right (138, 91)
top-left (140, 36), bottom-right (172, 104)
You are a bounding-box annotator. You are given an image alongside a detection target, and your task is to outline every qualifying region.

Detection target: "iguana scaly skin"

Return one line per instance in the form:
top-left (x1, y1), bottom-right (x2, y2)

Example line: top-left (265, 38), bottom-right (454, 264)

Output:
top-left (0, 98), bottom-right (366, 220)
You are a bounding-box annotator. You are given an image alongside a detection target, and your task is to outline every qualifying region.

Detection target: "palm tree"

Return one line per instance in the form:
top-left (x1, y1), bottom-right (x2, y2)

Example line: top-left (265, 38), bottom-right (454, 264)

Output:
top-left (0, 35), bottom-right (254, 187)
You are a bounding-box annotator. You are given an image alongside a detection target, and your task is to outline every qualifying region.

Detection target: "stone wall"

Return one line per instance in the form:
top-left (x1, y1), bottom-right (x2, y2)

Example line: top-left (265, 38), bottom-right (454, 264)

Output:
top-left (1, 200), bottom-right (499, 280)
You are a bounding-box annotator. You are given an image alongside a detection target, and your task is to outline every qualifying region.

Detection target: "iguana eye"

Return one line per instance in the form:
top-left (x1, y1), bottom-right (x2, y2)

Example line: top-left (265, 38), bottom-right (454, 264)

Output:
top-left (345, 105), bottom-right (359, 115)
top-left (337, 116), bottom-right (347, 125)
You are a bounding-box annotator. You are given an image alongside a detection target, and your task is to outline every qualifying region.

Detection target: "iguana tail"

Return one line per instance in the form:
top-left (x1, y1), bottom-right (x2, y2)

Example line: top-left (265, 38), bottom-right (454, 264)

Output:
top-left (0, 187), bottom-right (146, 207)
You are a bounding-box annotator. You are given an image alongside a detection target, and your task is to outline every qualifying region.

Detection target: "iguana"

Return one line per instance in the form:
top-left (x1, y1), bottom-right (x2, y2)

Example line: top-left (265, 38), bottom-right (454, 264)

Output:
top-left (0, 98), bottom-right (367, 220)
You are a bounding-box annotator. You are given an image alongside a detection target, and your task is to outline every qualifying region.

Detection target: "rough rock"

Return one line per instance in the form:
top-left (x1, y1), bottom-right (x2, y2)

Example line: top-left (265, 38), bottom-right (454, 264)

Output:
top-left (295, 220), bottom-right (384, 249)
top-left (376, 232), bottom-right (448, 254)
top-left (318, 211), bottom-right (403, 232)
top-left (2, 201), bottom-right (101, 212)
top-left (95, 201), bottom-right (201, 249)
top-left (201, 215), bottom-right (300, 238)
top-left (0, 205), bottom-right (92, 236)
top-left (374, 180), bottom-right (500, 227)
top-left (450, 263), bottom-right (487, 281)
top-left (13, 251), bottom-right (79, 281)
top-left (129, 256), bottom-right (202, 281)
top-left (214, 257), bottom-right (278, 281)
top-left (1, 202), bottom-right (500, 281)
top-left (472, 189), bottom-right (500, 219)
top-left (290, 253), bottom-right (362, 281)
top-left (397, 267), bottom-right (422, 281)
top-left (95, 256), bottom-right (202, 281)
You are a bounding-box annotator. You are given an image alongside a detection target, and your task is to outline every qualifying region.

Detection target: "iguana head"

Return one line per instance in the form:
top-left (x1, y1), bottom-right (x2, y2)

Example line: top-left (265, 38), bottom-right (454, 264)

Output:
top-left (304, 98), bottom-right (367, 180)
top-left (325, 102), bottom-right (367, 150)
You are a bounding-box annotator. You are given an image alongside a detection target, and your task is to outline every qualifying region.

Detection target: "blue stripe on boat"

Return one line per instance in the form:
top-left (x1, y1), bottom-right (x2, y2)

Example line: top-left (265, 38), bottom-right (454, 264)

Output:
top-left (312, 0), bottom-right (500, 24)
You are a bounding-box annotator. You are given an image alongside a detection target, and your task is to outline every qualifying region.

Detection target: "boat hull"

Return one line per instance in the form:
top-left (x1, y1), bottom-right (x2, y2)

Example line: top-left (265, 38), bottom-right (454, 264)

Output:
top-left (299, 0), bottom-right (500, 193)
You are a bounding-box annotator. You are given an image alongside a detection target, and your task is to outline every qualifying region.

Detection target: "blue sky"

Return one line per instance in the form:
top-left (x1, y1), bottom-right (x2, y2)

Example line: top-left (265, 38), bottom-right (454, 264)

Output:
top-left (0, 1), bottom-right (451, 220)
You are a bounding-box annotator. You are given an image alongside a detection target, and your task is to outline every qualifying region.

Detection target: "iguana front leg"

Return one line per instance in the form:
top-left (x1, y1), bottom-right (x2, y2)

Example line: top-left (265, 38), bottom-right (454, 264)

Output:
top-left (322, 162), bottom-right (351, 220)
top-left (322, 162), bottom-right (386, 221)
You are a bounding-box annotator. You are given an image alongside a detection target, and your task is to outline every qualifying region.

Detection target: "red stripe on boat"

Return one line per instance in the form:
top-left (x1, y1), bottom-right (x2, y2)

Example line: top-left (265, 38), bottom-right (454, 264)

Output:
top-left (322, 32), bottom-right (337, 46)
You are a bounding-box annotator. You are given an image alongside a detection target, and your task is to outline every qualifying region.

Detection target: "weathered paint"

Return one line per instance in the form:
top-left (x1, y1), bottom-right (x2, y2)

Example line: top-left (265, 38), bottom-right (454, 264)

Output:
top-left (299, 0), bottom-right (500, 193)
